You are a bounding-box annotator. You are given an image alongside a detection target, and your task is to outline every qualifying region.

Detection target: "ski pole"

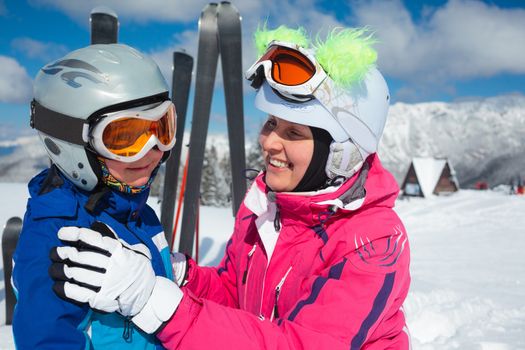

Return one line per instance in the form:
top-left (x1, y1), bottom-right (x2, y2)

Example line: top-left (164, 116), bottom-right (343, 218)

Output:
top-left (160, 51), bottom-right (193, 241)
top-left (170, 155), bottom-right (189, 252)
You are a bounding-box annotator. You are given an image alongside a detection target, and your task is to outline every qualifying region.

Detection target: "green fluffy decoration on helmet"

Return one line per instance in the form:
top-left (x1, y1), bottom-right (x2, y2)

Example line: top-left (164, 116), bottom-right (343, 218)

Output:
top-left (254, 24), bottom-right (310, 57)
top-left (315, 27), bottom-right (377, 88)
top-left (253, 24), bottom-right (378, 87)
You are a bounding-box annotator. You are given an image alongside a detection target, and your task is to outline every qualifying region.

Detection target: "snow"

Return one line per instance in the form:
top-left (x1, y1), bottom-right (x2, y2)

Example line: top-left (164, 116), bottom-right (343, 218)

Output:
top-left (397, 191), bottom-right (525, 348)
top-left (0, 183), bottom-right (524, 348)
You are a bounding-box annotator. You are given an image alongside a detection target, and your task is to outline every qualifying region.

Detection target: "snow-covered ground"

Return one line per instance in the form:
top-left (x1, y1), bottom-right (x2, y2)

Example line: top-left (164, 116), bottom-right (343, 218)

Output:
top-left (0, 183), bottom-right (524, 349)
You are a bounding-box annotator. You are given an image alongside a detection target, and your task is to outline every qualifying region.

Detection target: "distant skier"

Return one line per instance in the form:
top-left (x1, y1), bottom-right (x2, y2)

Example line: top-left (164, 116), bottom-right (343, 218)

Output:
top-left (50, 25), bottom-right (411, 349)
top-left (517, 175), bottom-right (524, 195)
top-left (13, 44), bottom-right (177, 349)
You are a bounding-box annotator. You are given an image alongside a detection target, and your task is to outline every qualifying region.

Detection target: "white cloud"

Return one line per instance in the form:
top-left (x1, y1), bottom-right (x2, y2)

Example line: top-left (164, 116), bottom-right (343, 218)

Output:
top-left (35, 0), bottom-right (525, 103)
top-left (30, 0), bottom-right (212, 23)
top-left (146, 0), bottom-right (343, 90)
top-left (149, 30), bottom-right (199, 83)
top-left (27, 0), bottom-right (343, 88)
top-left (30, 0), bottom-right (342, 70)
top-left (28, 0), bottom-right (525, 84)
top-left (0, 56), bottom-right (32, 104)
top-left (11, 37), bottom-right (69, 62)
top-left (352, 0), bottom-right (525, 82)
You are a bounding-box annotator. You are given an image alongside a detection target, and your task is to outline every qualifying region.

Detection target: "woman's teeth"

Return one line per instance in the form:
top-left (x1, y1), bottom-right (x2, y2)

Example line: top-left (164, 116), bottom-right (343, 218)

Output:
top-left (269, 158), bottom-right (287, 168)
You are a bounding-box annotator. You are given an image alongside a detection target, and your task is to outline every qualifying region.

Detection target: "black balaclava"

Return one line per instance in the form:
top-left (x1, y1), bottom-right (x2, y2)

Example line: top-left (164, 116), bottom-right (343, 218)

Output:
top-left (292, 126), bottom-right (333, 192)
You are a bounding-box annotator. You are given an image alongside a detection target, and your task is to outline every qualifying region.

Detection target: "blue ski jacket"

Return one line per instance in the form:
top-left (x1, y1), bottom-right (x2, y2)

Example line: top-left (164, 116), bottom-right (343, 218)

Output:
top-left (12, 167), bottom-right (173, 350)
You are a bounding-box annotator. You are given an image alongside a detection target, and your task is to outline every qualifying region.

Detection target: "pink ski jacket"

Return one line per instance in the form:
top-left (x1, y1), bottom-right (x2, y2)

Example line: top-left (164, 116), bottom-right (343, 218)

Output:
top-left (158, 155), bottom-right (411, 349)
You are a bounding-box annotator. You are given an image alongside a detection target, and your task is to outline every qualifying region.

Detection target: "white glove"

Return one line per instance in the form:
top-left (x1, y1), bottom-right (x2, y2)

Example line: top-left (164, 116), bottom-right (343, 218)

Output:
top-left (50, 223), bottom-right (182, 333)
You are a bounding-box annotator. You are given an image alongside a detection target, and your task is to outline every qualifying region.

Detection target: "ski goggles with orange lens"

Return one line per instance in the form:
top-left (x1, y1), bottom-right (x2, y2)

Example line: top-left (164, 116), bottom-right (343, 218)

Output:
top-left (89, 100), bottom-right (176, 162)
top-left (245, 41), bottom-right (328, 102)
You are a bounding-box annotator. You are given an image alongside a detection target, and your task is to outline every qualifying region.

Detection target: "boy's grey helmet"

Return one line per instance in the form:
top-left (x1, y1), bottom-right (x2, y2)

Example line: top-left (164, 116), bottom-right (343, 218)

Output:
top-left (31, 44), bottom-right (169, 191)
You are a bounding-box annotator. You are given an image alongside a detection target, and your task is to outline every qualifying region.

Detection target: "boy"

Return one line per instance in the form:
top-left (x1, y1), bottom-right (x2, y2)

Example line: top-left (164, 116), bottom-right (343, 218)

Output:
top-left (13, 43), bottom-right (176, 349)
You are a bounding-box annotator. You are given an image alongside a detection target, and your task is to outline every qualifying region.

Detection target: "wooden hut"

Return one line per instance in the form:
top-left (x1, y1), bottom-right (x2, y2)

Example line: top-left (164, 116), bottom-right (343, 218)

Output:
top-left (401, 157), bottom-right (459, 197)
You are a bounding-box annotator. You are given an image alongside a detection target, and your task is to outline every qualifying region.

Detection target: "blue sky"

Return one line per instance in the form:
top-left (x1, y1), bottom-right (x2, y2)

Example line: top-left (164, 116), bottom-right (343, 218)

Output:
top-left (1, 0), bottom-right (524, 139)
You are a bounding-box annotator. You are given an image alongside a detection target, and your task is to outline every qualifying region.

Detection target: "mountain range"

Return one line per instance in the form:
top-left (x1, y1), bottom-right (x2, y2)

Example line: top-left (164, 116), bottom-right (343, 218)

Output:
top-left (1, 94), bottom-right (524, 188)
top-left (379, 93), bottom-right (525, 187)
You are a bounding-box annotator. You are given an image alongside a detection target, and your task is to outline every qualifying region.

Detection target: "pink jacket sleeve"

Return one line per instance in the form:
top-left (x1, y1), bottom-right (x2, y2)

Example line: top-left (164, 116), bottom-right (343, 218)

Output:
top-left (179, 212), bottom-right (249, 308)
top-left (157, 232), bottom-right (410, 349)
top-left (180, 240), bottom-right (238, 308)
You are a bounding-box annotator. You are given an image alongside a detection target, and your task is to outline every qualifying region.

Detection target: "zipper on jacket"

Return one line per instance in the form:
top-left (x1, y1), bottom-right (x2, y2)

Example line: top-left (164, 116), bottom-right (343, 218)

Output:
top-left (258, 264), bottom-right (270, 317)
top-left (242, 244), bottom-right (257, 285)
top-left (271, 266), bottom-right (293, 321)
top-left (122, 317), bottom-right (133, 342)
top-left (243, 244), bottom-right (258, 310)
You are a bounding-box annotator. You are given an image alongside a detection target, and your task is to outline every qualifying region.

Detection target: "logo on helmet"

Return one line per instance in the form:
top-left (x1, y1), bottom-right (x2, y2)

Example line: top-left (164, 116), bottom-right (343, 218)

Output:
top-left (42, 58), bottom-right (105, 88)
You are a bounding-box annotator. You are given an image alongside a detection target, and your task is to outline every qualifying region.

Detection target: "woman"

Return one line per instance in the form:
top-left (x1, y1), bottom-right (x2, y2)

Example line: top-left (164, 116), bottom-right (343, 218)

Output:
top-left (50, 26), bottom-right (411, 349)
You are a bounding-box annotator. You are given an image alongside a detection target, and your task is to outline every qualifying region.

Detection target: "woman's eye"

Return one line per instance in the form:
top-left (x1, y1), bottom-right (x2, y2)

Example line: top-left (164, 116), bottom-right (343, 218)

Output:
top-left (263, 119), bottom-right (276, 130)
top-left (289, 129), bottom-right (303, 138)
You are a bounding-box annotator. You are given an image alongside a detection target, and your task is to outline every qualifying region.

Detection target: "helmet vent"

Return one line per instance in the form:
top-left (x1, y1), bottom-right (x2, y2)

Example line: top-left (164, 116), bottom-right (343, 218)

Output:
top-left (44, 137), bottom-right (61, 155)
top-left (78, 162), bottom-right (84, 169)
top-left (97, 49), bottom-right (120, 64)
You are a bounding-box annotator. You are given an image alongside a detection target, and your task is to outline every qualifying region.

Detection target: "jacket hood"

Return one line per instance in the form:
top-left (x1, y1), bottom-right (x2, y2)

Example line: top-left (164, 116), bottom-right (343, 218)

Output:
top-left (244, 154), bottom-right (399, 227)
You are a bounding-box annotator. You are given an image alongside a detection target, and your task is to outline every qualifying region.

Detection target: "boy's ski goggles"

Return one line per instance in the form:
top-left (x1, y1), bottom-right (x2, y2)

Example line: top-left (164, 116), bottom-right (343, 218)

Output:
top-left (245, 41), bottom-right (329, 102)
top-left (89, 100), bottom-right (176, 162)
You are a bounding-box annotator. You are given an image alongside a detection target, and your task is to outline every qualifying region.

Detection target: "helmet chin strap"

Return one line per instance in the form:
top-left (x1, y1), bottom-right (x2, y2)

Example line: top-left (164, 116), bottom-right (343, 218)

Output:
top-left (325, 140), bottom-right (365, 180)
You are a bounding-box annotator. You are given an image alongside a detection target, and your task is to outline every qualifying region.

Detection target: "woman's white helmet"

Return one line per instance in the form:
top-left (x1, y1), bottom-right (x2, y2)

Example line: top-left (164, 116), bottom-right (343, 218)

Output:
top-left (31, 44), bottom-right (169, 191)
top-left (255, 68), bottom-right (389, 180)
top-left (249, 26), bottom-right (390, 180)
top-left (254, 67), bottom-right (390, 158)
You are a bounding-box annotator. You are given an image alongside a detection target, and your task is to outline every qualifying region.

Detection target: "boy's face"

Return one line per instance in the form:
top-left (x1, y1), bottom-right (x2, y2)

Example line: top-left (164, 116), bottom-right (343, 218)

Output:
top-left (104, 148), bottom-right (163, 187)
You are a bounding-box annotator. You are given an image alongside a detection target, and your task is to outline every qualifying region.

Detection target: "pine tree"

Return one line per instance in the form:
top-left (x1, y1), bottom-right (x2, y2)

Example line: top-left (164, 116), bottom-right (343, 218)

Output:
top-left (201, 145), bottom-right (217, 206)
top-left (219, 152), bottom-right (232, 205)
top-left (201, 145), bottom-right (229, 207)
top-left (246, 142), bottom-right (264, 179)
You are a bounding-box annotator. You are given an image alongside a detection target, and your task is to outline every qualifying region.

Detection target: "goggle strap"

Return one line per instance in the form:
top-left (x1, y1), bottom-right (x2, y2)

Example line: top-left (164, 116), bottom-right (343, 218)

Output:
top-left (30, 92), bottom-right (171, 147)
top-left (250, 66), bottom-right (266, 89)
top-left (30, 99), bottom-right (87, 146)
top-left (271, 87), bottom-right (314, 103)
top-left (86, 92), bottom-right (170, 123)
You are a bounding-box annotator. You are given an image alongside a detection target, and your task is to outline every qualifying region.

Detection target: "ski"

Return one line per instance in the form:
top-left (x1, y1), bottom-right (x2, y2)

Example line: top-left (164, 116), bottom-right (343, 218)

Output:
top-left (178, 3), bottom-right (219, 256)
top-left (2, 216), bottom-right (22, 325)
top-left (161, 51), bottom-right (194, 244)
top-left (90, 6), bottom-right (119, 44)
top-left (217, 1), bottom-right (246, 216)
top-left (178, 2), bottom-right (247, 257)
